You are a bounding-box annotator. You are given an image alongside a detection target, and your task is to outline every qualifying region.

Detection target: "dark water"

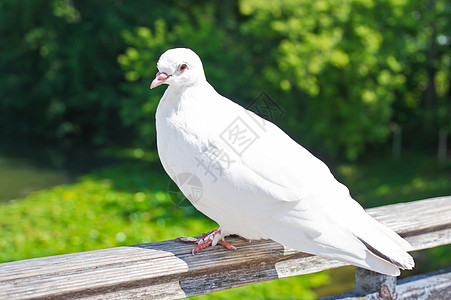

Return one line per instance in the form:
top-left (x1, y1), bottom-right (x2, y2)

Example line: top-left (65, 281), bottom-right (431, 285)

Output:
top-left (0, 136), bottom-right (115, 202)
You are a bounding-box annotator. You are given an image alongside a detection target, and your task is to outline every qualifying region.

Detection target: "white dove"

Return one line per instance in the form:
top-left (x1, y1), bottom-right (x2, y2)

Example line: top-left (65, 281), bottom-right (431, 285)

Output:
top-left (151, 48), bottom-right (414, 276)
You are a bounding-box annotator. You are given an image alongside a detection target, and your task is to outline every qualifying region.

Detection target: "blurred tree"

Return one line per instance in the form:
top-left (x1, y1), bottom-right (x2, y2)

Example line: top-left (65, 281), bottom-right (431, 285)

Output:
top-left (239, 0), bottom-right (417, 160)
top-left (0, 0), bottom-right (448, 160)
top-left (118, 1), bottom-right (256, 147)
top-left (390, 0), bottom-right (450, 154)
top-left (0, 0), bottom-right (175, 145)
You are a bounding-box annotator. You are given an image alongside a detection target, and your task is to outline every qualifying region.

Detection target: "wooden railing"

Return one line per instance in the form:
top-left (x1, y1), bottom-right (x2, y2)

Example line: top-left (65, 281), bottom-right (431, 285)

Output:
top-left (0, 196), bottom-right (450, 299)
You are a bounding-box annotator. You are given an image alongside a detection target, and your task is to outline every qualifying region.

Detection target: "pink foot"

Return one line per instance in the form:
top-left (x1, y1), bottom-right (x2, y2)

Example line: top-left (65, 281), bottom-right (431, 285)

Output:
top-left (175, 228), bottom-right (237, 255)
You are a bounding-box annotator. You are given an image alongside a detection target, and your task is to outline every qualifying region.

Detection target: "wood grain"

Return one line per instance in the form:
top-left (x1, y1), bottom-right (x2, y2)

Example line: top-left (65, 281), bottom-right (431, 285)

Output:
top-left (0, 196), bottom-right (450, 299)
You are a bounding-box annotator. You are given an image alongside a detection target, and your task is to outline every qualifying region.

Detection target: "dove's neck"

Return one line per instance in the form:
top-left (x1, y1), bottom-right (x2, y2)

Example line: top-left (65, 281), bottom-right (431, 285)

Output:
top-left (158, 79), bottom-right (216, 117)
top-left (169, 78), bottom-right (212, 100)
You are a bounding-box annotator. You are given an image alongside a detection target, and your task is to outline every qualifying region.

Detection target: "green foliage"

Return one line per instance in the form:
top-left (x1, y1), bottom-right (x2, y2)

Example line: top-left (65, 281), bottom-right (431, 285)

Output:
top-left (116, 0), bottom-right (450, 160)
top-left (117, 4), bottom-right (255, 147)
top-left (0, 162), bottom-right (215, 262)
top-left (335, 154), bottom-right (451, 207)
top-left (0, 0), bottom-right (124, 143)
top-left (237, 0), bottom-right (450, 159)
top-left (0, 0), bottom-right (176, 144)
top-left (389, 0), bottom-right (451, 145)
top-left (0, 0), bottom-right (449, 158)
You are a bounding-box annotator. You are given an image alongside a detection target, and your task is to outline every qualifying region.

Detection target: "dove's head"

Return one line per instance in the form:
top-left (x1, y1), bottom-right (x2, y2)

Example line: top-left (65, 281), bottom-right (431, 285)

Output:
top-left (150, 48), bottom-right (206, 90)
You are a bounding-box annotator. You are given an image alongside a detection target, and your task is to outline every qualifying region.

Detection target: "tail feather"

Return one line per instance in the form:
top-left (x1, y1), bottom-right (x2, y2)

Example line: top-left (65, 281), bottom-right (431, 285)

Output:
top-left (263, 207), bottom-right (415, 276)
top-left (357, 236), bottom-right (414, 270)
top-left (370, 217), bottom-right (413, 251)
top-left (353, 217), bottom-right (415, 272)
top-left (264, 218), bottom-right (413, 276)
top-left (358, 251), bottom-right (401, 276)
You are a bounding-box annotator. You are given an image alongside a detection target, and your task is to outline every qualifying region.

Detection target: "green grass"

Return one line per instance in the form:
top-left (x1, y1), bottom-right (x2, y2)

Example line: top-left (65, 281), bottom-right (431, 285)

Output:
top-left (0, 159), bottom-right (216, 262)
top-left (0, 151), bottom-right (450, 299)
top-left (335, 154), bottom-right (451, 208)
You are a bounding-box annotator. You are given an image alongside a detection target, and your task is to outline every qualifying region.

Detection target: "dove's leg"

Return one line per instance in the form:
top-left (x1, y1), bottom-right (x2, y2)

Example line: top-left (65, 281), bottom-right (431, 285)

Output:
top-left (175, 228), bottom-right (237, 255)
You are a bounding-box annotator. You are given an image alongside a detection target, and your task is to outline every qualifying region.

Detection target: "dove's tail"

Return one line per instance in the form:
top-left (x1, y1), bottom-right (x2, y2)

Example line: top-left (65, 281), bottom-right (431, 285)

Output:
top-left (265, 204), bottom-right (414, 276)
top-left (352, 215), bottom-right (415, 275)
top-left (319, 212), bottom-right (415, 276)
top-left (319, 213), bottom-right (415, 276)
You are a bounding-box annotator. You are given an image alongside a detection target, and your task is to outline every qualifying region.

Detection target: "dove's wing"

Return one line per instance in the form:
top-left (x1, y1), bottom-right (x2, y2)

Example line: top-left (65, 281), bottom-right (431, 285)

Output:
top-left (205, 97), bottom-right (413, 275)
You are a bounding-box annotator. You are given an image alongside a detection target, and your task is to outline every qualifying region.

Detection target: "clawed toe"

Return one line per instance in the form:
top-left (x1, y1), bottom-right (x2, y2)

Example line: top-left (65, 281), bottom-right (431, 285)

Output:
top-left (175, 228), bottom-right (237, 254)
top-left (218, 240), bottom-right (237, 251)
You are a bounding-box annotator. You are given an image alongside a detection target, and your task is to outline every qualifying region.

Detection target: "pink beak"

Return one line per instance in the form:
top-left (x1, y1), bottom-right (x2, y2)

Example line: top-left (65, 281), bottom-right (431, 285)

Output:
top-left (150, 72), bottom-right (171, 89)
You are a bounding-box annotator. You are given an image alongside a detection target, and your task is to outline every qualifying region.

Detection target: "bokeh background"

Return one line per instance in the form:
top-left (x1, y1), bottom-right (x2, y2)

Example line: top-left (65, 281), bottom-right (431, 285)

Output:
top-left (0, 0), bottom-right (450, 298)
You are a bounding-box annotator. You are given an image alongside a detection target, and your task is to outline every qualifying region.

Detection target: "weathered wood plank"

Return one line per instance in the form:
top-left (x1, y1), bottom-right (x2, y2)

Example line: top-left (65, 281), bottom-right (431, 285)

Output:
top-left (0, 196), bottom-right (450, 299)
top-left (319, 267), bottom-right (451, 299)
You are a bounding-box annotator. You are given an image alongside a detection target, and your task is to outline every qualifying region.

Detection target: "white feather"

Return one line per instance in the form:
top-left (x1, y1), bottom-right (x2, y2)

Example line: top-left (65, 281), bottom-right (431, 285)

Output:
top-left (154, 48), bottom-right (414, 276)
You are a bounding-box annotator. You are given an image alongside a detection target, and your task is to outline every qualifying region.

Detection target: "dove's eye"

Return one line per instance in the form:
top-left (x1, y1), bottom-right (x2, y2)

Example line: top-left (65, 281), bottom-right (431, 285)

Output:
top-left (178, 63), bottom-right (188, 72)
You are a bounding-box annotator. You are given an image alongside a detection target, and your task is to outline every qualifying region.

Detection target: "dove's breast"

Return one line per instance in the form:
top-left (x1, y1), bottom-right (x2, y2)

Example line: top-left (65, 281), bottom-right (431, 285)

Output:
top-left (155, 84), bottom-right (353, 241)
top-left (154, 87), bottom-right (274, 239)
